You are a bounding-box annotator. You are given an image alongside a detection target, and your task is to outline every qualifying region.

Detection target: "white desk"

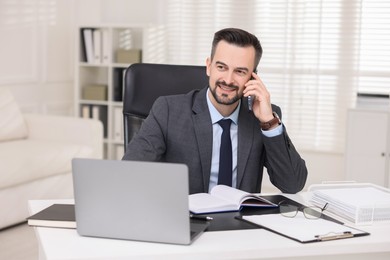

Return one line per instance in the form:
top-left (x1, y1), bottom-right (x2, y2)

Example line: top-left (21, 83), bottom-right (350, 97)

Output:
top-left (29, 194), bottom-right (390, 260)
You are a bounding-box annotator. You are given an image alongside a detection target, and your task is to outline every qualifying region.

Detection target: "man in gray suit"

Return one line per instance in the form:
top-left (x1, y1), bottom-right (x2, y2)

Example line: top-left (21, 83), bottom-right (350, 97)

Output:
top-left (123, 28), bottom-right (307, 194)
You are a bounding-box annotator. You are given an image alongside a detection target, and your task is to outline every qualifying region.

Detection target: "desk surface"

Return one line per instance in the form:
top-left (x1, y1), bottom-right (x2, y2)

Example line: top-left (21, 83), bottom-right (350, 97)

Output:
top-left (29, 193), bottom-right (390, 260)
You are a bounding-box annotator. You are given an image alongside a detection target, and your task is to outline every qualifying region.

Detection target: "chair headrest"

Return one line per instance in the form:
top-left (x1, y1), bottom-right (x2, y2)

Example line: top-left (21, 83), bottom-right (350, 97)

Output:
top-left (123, 63), bottom-right (209, 118)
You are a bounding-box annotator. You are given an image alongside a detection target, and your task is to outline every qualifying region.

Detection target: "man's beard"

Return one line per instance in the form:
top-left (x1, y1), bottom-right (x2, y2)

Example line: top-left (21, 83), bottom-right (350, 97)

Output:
top-left (210, 80), bottom-right (241, 105)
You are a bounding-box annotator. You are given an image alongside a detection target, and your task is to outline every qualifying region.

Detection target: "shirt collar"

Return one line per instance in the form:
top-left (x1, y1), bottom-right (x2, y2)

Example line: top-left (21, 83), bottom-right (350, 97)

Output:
top-left (206, 88), bottom-right (240, 125)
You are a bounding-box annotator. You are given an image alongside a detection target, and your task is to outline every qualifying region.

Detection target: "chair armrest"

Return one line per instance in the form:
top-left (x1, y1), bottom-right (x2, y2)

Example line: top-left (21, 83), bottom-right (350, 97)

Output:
top-left (24, 114), bottom-right (103, 159)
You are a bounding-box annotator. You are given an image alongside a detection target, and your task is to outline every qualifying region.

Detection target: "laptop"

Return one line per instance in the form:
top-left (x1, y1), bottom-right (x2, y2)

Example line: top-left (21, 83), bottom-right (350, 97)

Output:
top-left (71, 158), bottom-right (209, 245)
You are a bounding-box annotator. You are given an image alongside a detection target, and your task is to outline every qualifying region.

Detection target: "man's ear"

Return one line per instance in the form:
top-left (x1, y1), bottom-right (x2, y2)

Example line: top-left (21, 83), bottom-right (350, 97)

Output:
top-left (206, 57), bottom-right (211, 77)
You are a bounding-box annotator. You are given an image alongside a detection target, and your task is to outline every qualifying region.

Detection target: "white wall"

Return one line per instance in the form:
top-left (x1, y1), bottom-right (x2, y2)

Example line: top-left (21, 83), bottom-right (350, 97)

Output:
top-left (0, 0), bottom-right (166, 115)
top-left (262, 151), bottom-right (345, 193)
top-left (0, 0), bottom-right (76, 115)
top-left (0, 0), bottom-right (346, 190)
top-left (74, 0), bottom-right (167, 25)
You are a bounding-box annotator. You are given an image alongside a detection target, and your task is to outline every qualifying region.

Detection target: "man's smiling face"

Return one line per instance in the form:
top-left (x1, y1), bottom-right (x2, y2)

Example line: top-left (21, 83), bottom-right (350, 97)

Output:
top-left (206, 40), bottom-right (256, 107)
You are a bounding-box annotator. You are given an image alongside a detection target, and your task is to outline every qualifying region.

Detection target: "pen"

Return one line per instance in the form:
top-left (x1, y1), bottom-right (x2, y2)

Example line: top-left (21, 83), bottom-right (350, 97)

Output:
top-left (190, 214), bottom-right (213, 221)
top-left (315, 231), bottom-right (353, 241)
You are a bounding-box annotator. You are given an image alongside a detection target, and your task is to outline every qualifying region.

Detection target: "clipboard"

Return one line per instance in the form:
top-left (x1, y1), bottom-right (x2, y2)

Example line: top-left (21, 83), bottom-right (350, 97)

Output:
top-left (237, 213), bottom-right (369, 243)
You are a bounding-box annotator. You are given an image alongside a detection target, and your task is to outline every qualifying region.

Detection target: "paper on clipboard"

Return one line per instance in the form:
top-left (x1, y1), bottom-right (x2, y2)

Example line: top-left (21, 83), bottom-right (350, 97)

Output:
top-left (242, 213), bottom-right (369, 243)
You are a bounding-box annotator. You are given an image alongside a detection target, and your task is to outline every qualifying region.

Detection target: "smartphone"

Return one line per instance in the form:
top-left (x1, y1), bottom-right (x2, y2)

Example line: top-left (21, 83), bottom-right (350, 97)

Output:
top-left (248, 95), bottom-right (253, 111)
top-left (248, 71), bottom-right (257, 111)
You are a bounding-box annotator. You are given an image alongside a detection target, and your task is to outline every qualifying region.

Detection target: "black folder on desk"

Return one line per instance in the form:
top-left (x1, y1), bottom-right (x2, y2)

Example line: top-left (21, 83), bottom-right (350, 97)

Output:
top-left (200, 194), bottom-right (288, 232)
top-left (203, 194), bottom-right (342, 232)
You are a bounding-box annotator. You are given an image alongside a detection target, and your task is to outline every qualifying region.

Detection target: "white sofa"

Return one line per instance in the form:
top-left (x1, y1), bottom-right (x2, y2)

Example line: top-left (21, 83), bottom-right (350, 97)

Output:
top-left (0, 87), bottom-right (103, 229)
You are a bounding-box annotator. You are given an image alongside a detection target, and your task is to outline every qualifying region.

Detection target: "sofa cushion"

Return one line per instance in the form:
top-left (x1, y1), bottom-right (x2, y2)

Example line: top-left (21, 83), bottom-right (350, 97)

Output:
top-left (0, 88), bottom-right (28, 142)
top-left (0, 139), bottom-right (94, 189)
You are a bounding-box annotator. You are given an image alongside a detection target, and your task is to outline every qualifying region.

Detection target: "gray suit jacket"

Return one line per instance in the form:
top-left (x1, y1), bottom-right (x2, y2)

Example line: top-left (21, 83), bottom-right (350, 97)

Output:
top-left (123, 87), bottom-right (307, 194)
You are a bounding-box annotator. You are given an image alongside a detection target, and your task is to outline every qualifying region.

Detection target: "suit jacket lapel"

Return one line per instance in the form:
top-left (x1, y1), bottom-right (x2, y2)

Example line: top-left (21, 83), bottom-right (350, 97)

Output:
top-left (237, 107), bottom-right (255, 189)
top-left (192, 88), bottom-right (213, 192)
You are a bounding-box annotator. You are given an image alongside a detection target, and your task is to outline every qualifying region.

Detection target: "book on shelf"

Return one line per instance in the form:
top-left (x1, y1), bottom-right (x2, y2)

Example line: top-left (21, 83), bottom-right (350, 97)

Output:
top-left (93, 29), bottom-right (102, 63)
top-left (113, 68), bottom-right (125, 101)
top-left (81, 105), bottom-right (90, 119)
top-left (113, 106), bottom-right (124, 142)
top-left (189, 185), bottom-right (277, 214)
top-left (91, 105), bottom-right (108, 138)
top-left (82, 28), bottom-right (94, 63)
top-left (91, 105), bottom-right (101, 120)
top-left (27, 204), bottom-right (76, 229)
top-left (101, 29), bottom-right (109, 64)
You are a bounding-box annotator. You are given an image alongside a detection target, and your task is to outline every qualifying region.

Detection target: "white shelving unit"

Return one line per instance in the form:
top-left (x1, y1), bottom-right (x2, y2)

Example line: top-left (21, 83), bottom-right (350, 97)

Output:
top-left (74, 24), bottom-right (150, 159)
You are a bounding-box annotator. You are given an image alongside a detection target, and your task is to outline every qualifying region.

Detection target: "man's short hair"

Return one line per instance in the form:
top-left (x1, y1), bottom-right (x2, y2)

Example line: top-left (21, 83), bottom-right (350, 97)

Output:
top-left (211, 28), bottom-right (263, 70)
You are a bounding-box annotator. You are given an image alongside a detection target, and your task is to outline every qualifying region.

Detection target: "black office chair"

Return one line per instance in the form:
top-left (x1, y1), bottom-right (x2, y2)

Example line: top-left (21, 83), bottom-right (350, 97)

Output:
top-left (123, 63), bottom-right (209, 151)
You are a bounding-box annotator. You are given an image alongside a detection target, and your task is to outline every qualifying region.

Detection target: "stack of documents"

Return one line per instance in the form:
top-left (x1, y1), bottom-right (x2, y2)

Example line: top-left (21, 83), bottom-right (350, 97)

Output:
top-left (309, 184), bottom-right (390, 225)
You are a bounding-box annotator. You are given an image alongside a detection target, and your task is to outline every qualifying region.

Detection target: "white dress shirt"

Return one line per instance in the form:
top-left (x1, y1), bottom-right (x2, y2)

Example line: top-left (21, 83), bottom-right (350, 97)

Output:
top-left (206, 89), bottom-right (283, 192)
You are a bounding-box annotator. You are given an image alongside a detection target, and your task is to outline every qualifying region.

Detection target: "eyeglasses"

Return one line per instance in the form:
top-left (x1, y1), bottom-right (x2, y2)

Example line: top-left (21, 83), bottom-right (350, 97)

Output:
top-left (279, 201), bottom-right (328, 219)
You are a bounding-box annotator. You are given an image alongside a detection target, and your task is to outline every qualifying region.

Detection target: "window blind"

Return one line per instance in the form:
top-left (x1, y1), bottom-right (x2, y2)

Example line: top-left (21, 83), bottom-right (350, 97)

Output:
top-left (0, 0), bottom-right (58, 84)
top-left (164, 0), bottom-right (389, 153)
top-left (357, 0), bottom-right (390, 95)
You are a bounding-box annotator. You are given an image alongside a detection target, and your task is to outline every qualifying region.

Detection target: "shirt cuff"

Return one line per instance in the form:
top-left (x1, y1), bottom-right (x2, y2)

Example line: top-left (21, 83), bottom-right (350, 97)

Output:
top-left (261, 124), bottom-right (283, 137)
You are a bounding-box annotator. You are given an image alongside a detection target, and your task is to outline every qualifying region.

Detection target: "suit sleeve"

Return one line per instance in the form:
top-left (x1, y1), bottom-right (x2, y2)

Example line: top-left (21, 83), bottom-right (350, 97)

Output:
top-left (263, 106), bottom-right (308, 193)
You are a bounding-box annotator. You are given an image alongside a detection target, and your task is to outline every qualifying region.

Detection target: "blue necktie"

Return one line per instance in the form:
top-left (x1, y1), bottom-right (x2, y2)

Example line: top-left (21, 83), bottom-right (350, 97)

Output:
top-left (217, 119), bottom-right (232, 186)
